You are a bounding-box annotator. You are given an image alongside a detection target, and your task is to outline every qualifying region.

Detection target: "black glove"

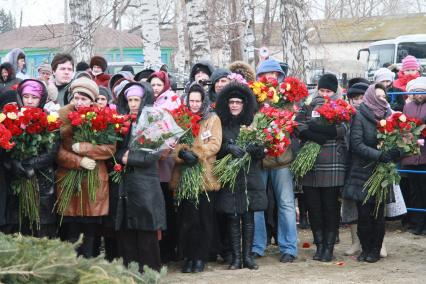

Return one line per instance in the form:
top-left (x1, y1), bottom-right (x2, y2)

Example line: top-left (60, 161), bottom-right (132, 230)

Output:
top-left (11, 160), bottom-right (35, 179)
top-left (246, 143), bottom-right (266, 160)
top-left (388, 148), bottom-right (401, 162)
top-left (308, 121), bottom-right (337, 138)
top-left (379, 151), bottom-right (392, 163)
top-left (299, 129), bottom-right (328, 145)
top-left (227, 144), bottom-right (245, 158)
top-left (178, 150), bottom-right (199, 166)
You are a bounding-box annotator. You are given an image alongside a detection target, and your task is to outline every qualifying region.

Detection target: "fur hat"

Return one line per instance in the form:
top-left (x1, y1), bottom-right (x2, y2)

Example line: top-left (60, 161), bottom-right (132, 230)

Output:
top-left (318, 73), bottom-right (338, 93)
top-left (37, 63), bottom-right (52, 74)
top-left (348, 77), bottom-right (370, 88)
top-left (228, 61), bottom-right (256, 82)
top-left (70, 77), bottom-right (99, 101)
top-left (90, 56), bottom-right (108, 72)
top-left (346, 82), bottom-right (369, 99)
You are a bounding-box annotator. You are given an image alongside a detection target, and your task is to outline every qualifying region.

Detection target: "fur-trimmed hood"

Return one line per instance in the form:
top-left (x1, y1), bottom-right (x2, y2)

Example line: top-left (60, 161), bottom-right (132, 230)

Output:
top-left (215, 82), bottom-right (256, 127)
top-left (0, 62), bottom-right (16, 82)
top-left (228, 61), bottom-right (256, 82)
top-left (5, 48), bottom-right (26, 75)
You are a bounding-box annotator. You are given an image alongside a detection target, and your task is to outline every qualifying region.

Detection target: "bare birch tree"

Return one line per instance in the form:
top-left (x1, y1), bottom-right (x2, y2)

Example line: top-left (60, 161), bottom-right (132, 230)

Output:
top-left (140, 0), bottom-right (162, 66)
top-left (69, 0), bottom-right (93, 62)
top-left (280, 0), bottom-right (310, 81)
top-left (174, 0), bottom-right (187, 82)
top-left (186, 0), bottom-right (212, 64)
top-left (242, 0), bottom-right (256, 64)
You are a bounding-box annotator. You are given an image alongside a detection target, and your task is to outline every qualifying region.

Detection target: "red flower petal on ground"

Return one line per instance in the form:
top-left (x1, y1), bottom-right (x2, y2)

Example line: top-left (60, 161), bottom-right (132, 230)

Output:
top-left (302, 242), bottom-right (311, 248)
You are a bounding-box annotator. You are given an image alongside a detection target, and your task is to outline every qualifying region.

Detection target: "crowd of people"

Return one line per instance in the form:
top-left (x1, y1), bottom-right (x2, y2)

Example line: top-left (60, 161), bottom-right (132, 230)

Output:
top-left (0, 47), bottom-right (425, 274)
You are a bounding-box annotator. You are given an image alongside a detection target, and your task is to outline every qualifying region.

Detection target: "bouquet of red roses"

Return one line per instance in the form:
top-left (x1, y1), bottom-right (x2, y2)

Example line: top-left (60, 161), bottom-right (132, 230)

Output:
top-left (0, 104), bottom-right (61, 228)
top-left (57, 106), bottom-right (130, 216)
top-left (0, 124), bottom-right (14, 150)
top-left (249, 76), bottom-right (309, 107)
top-left (364, 112), bottom-right (425, 216)
top-left (214, 106), bottom-right (297, 192)
top-left (170, 105), bottom-right (205, 204)
top-left (290, 97), bottom-right (356, 179)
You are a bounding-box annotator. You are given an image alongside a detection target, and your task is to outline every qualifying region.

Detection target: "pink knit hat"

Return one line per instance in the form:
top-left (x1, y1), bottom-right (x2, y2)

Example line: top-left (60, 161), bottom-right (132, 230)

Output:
top-left (402, 55), bottom-right (420, 71)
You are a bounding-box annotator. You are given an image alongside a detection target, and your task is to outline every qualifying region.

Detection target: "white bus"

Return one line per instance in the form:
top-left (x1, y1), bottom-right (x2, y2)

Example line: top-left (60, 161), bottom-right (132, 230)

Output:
top-left (357, 34), bottom-right (426, 80)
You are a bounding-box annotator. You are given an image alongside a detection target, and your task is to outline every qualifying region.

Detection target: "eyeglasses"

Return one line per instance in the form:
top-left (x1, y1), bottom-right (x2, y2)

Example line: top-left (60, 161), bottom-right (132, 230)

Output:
top-left (228, 100), bottom-right (243, 105)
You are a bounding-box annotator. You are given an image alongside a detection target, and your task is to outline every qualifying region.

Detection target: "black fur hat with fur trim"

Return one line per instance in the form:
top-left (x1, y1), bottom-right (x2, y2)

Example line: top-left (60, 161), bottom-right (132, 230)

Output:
top-left (215, 82), bottom-right (256, 126)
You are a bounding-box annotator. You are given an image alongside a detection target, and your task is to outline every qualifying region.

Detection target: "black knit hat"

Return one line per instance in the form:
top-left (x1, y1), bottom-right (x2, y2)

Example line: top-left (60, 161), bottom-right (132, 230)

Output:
top-left (347, 82), bottom-right (369, 99)
top-left (76, 61), bottom-right (90, 72)
top-left (318, 73), bottom-right (338, 93)
top-left (348, 77), bottom-right (370, 88)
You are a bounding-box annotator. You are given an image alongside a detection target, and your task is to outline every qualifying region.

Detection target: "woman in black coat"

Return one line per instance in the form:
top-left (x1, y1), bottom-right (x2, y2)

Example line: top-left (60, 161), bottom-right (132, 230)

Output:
top-left (113, 81), bottom-right (166, 272)
top-left (215, 83), bottom-right (267, 270)
top-left (3, 79), bottom-right (59, 237)
top-left (343, 84), bottom-right (400, 263)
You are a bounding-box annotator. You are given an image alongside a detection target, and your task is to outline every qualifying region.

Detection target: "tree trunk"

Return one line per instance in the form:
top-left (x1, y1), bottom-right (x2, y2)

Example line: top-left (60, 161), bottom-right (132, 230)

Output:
top-left (174, 0), bottom-right (187, 83)
top-left (229, 0), bottom-right (243, 62)
top-left (140, 0), bottom-right (162, 66)
top-left (280, 0), bottom-right (310, 81)
top-left (69, 0), bottom-right (93, 62)
top-left (242, 0), bottom-right (255, 64)
top-left (186, 0), bottom-right (212, 65)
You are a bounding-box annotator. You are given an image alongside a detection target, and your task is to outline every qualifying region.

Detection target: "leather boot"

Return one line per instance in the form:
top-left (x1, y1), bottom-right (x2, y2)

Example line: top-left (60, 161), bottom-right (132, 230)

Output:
top-left (192, 260), bottom-right (205, 273)
top-left (356, 224), bottom-right (371, 262)
top-left (365, 247), bottom-right (381, 263)
top-left (228, 215), bottom-right (242, 270)
top-left (345, 224), bottom-right (361, 256)
top-left (312, 230), bottom-right (324, 261)
top-left (181, 259), bottom-right (193, 273)
top-left (297, 194), bottom-right (310, 229)
top-left (320, 231), bottom-right (336, 262)
top-left (242, 213), bottom-right (258, 270)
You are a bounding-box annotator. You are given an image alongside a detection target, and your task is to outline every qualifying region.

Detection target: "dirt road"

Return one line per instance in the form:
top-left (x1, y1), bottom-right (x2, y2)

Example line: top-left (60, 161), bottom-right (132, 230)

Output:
top-left (164, 221), bottom-right (426, 283)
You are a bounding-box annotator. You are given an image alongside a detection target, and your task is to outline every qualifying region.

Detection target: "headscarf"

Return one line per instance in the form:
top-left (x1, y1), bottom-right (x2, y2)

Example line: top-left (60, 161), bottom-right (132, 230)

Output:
top-left (362, 84), bottom-right (389, 119)
top-left (20, 80), bottom-right (44, 98)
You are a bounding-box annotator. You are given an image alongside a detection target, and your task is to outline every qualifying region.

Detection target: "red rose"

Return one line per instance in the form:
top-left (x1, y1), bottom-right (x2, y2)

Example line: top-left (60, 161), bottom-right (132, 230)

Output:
top-left (114, 164), bottom-right (123, 172)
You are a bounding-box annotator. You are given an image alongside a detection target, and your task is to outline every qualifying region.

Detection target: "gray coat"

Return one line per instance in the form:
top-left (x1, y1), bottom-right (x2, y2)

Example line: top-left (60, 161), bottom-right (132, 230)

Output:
top-left (343, 103), bottom-right (394, 204)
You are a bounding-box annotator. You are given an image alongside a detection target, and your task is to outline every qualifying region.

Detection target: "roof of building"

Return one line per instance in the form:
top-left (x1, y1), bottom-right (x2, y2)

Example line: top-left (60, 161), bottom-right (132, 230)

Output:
top-left (0, 23), bottom-right (176, 51)
top-left (310, 13), bottom-right (426, 43)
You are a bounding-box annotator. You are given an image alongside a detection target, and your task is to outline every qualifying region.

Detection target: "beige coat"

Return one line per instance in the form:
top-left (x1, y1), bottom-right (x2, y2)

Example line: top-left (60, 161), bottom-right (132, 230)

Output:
top-left (170, 113), bottom-right (222, 191)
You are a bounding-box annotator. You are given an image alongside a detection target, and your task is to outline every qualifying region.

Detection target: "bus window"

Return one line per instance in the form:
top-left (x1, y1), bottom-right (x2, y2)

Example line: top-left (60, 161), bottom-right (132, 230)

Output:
top-left (368, 44), bottom-right (395, 72)
top-left (397, 42), bottom-right (426, 62)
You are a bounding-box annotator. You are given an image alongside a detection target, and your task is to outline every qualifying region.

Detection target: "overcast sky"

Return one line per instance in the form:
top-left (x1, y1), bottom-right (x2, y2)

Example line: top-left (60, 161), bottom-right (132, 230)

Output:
top-left (3, 0), bottom-right (63, 26)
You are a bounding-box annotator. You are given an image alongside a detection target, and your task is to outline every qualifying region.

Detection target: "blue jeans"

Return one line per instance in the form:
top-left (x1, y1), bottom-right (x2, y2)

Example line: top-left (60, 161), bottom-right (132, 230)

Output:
top-left (252, 167), bottom-right (298, 257)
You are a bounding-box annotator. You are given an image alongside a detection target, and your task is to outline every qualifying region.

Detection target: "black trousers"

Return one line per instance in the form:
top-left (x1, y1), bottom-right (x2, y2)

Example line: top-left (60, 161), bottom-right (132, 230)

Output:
top-left (178, 192), bottom-right (215, 261)
top-left (2, 222), bottom-right (57, 238)
top-left (357, 202), bottom-right (385, 251)
top-left (61, 222), bottom-right (99, 258)
top-left (117, 229), bottom-right (161, 272)
top-left (303, 186), bottom-right (340, 233)
top-left (405, 165), bottom-right (426, 229)
top-left (159, 182), bottom-right (178, 262)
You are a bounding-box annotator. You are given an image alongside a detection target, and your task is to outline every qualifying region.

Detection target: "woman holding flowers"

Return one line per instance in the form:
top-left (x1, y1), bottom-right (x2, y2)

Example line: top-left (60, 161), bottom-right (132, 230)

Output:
top-left (113, 82), bottom-right (166, 272)
top-left (343, 84), bottom-right (400, 263)
top-left (215, 83), bottom-right (267, 270)
top-left (170, 82), bottom-right (222, 273)
top-left (4, 79), bottom-right (59, 237)
top-left (295, 74), bottom-right (348, 262)
top-left (56, 77), bottom-right (116, 258)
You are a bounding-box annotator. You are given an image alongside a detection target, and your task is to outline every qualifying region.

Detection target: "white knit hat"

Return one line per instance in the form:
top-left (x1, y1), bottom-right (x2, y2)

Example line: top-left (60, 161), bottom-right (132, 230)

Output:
top-left (406, 77), bottom-right (426, 92)
top-left (374, 68), bottom-right (395, 83)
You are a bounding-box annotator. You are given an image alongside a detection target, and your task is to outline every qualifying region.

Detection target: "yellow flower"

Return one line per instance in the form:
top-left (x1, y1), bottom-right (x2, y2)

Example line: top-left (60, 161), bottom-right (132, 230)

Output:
top-left (399, 114), bottom-right (407, 122)
top-left (285, 83), bottom-right (291, 91)
top-left (0, 113), bottom-right (6, 123)
top-left (7, 112), bottom-right (17, 120)
top-left (379, 120), bottom-right (386, 127)
top-left (115, 123), bottom-right (120, 128)
top-left (47, 114), bottom-right (58, 123)
top-left (272, 93), bottom-right (279, 104)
